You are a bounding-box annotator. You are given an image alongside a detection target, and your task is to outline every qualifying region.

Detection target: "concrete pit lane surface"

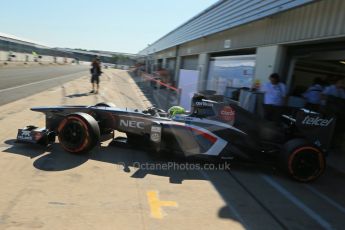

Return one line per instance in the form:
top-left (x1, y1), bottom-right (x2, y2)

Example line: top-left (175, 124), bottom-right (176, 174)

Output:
top-left (0, 68), bottom-right (345, 230)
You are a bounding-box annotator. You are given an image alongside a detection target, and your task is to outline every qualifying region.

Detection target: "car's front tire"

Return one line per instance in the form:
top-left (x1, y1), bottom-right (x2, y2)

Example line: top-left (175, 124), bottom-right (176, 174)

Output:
top-left (58, 113), bottom-right (100, 154)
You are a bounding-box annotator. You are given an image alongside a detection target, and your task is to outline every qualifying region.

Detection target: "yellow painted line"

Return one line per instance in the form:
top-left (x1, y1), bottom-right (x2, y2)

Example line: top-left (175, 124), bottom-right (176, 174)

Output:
top-left (147, 190), bottom-right (178, 219)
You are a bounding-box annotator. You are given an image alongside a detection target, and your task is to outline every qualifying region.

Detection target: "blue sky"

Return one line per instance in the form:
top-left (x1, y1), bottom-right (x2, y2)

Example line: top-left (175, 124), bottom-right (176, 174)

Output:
top-left (1, 0), bottom-right (217, 53)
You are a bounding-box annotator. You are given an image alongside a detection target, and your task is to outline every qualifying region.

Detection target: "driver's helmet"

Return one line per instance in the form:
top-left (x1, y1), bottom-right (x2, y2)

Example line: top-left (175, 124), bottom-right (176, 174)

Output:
top-left (168, 106), bottom-right (185, 117)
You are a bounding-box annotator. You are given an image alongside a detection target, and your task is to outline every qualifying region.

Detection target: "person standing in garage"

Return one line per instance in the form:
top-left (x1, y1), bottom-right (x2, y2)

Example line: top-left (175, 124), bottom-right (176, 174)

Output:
top-left (302, 77), bottom-right (324, 111)
top-left (261, 73), bottom-right (287, 122)
top-left (322, 79), bottom-right (345, 100)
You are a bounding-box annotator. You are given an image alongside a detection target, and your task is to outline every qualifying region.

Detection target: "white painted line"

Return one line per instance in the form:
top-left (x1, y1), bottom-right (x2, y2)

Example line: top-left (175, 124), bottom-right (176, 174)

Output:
top-left (305, 185), bottom-right (345, 215)
top-left (0, 72), bottom-right (86, 93)
top-left (200, 170), bottom-right (250, 230)
top-left (261, 175), bottom-right (333, 230)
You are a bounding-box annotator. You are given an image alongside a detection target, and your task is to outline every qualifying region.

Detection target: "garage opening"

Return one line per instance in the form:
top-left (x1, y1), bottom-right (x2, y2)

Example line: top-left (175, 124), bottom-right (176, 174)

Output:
top-left (287, 42), bottom-right (345, 149)
top-left (290, 54), bottom-right (345, 100)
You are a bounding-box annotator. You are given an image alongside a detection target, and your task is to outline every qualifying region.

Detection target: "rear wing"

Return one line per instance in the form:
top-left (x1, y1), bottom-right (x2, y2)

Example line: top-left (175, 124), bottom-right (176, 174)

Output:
top-left (289, 109), bottom-right (336, 151)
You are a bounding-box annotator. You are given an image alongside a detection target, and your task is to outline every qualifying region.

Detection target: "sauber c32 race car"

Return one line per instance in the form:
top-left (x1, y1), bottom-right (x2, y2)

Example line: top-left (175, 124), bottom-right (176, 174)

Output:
top-left (16, 97), bottom-right (335, 182)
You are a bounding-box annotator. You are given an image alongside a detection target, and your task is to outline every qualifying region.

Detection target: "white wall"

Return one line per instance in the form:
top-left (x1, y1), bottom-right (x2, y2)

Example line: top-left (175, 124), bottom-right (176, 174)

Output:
top-left (178, 69), bottom-right (200, 110)
top-left (0, 50), bottom-right (74, 64)
top-left (197, 53), bottom-right (209, 91)
top-left (39, 55), bottom-right (54, 63)
top-left (0, 51), bottom-right (7, 61)
top-left (254, 45), bottom-right (286, 84)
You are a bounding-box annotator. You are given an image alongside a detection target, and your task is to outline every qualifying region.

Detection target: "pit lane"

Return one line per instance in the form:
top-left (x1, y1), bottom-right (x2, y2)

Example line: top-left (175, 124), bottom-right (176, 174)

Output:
top-left (0, 69), bottom-right (344, 230)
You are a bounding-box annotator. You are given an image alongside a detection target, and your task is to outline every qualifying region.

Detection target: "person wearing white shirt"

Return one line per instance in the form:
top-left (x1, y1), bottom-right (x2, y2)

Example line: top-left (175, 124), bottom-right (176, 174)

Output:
top-left (261, 73), bottom-right (287, 121)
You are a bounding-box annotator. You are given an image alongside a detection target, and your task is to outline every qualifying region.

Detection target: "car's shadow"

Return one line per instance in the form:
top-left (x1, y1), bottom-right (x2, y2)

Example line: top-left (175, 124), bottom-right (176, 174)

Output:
top-left (4, 139), bottom-right (49, 159)
top-left (3, 139), bottom-right (89, 171)
top-left (3, 138), bottom-right (278, 182)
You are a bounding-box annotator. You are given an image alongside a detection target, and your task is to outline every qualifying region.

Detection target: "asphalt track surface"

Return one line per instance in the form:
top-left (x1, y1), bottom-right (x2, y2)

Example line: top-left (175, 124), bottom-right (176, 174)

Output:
top-left (0, 65), bottom-right (88, 106)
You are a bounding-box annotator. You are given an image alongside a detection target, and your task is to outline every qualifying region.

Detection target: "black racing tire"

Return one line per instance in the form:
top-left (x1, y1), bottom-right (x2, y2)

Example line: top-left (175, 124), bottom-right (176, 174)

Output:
top-left (281, 138), bottom-right (325, 182)
top-left (58, 113), bottom-right (100, 154)
top-left (94, 102), bottom-right (116, 107)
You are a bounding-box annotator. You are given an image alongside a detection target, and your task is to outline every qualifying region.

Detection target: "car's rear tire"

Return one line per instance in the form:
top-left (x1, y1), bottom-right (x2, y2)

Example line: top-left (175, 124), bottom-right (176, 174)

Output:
top-left (281, 138), bottom-right (325, 182)
top-left (58, 113), bottom-right (100, 154)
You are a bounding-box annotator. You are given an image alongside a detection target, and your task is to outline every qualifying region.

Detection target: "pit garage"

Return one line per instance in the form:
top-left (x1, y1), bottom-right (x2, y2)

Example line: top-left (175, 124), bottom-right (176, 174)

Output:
top-left (287, 40), bottom-right (345, 149)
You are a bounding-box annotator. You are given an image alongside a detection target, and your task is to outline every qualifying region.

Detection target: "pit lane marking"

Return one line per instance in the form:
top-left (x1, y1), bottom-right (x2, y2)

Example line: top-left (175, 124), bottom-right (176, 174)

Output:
top-left (262, 175), bottom-right (333, 230)
top-left (146, 190), bottom-right (178, 219)
top-left (305, 185), bottom-right (345, 215)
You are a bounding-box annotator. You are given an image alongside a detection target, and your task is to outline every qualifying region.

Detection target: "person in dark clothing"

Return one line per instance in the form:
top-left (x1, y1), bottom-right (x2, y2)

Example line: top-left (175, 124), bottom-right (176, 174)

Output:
top-left (322, 79), bottom-right (345, 100)
top-left (90, 58), bottom-right (102, 94)
top-left (302, 77), bottom-right (324, 111)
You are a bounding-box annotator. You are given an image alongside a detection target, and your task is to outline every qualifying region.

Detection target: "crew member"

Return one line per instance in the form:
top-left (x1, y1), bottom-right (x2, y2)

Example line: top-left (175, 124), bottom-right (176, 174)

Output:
top-left (261, 73), bottom-right (287, 122)
top-left (322, 79), bottom-right (345, 100)
top-left (302, 77), bottom-right (324, 111)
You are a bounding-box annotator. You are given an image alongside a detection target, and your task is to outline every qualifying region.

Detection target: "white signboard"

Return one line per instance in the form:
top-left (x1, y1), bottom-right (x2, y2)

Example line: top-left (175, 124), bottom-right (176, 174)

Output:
top-left (224, 39), bottom-right (231, 48)
top-left (178, 69), bottom-right (200, 111)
